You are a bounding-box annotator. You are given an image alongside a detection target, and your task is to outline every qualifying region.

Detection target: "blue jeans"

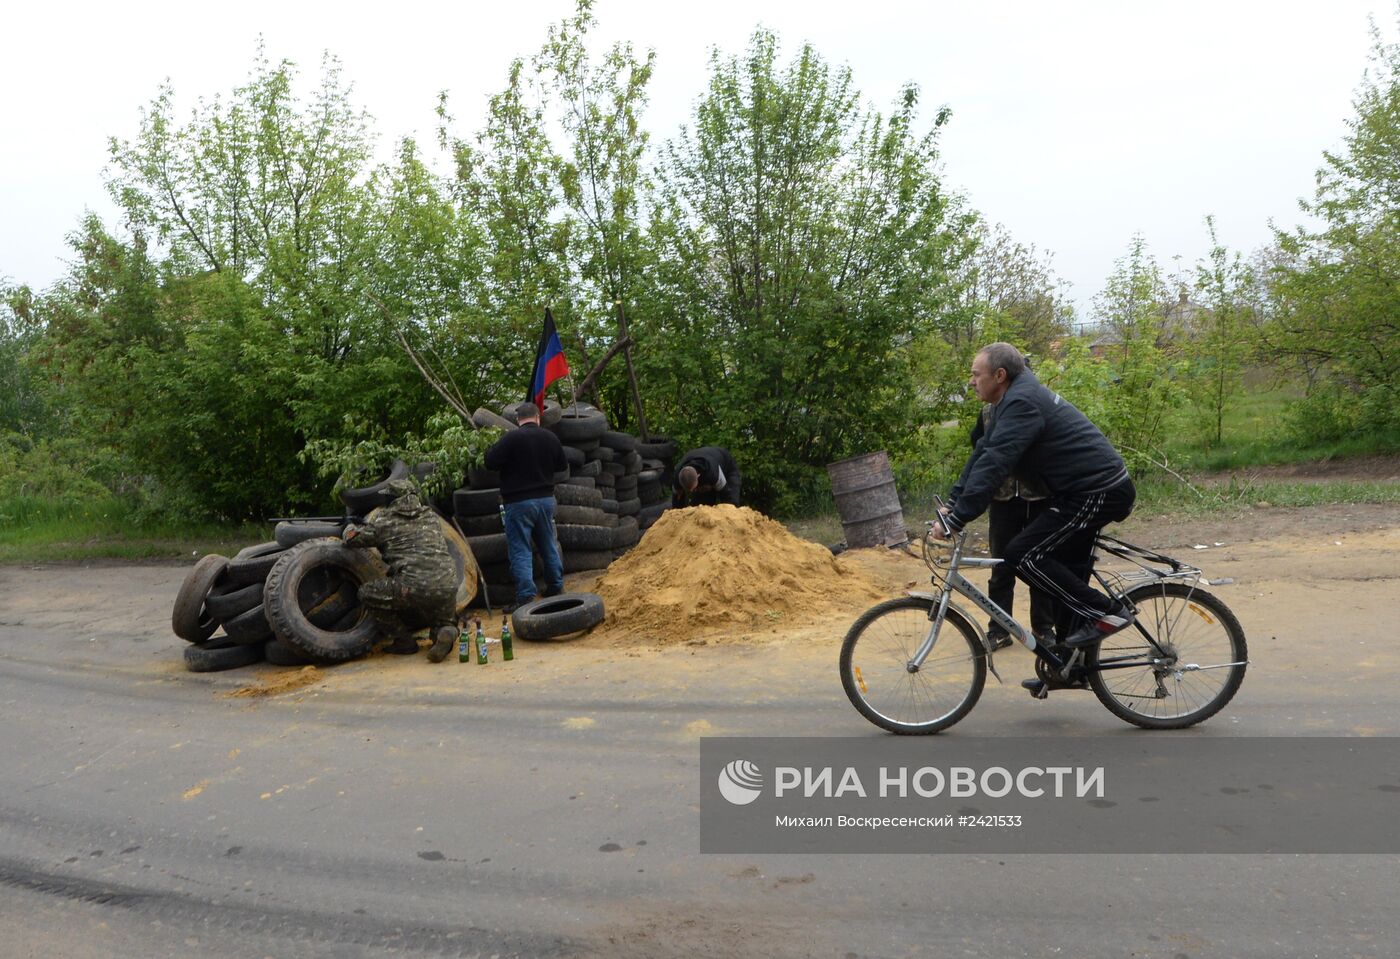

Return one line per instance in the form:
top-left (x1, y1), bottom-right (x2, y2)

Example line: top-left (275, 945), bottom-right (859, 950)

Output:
top-left (502, 497), bottom-right (565, 603)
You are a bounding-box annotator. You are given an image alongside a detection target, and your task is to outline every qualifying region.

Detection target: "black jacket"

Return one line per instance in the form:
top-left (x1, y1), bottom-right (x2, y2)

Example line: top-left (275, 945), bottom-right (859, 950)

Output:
top-left (672, 446), bottom-right (741, 507)
top-left (947, 371), bottom-right (1126, 533)
top-left (483, 423), bottom-right (567, 504)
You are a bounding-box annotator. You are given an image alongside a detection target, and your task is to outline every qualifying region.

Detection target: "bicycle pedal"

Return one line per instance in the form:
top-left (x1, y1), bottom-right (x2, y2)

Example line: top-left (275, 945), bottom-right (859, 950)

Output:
top-left (1020, 678), bottom-right (1049, 700)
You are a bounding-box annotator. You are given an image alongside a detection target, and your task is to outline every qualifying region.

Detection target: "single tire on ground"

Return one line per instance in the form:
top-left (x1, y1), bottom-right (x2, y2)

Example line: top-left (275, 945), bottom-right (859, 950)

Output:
top-left (171, 554), bottom-right (229, 643)
top-left (183, 636), bottom-right (266, 673)
top-left (263, 538), bottom-right (388, 662)
top-left (510, 592), bottom-right (606, 640)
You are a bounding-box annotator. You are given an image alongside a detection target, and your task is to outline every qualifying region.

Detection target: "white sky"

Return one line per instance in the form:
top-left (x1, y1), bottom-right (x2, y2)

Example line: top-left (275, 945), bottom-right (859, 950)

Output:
top-left (0, 1), bottom-right (1389, 320)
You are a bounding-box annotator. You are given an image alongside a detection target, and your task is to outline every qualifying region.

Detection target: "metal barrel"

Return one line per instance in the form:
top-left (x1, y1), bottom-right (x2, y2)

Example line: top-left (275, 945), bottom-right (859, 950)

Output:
top-left (826, 451), bottom-right (908, 549)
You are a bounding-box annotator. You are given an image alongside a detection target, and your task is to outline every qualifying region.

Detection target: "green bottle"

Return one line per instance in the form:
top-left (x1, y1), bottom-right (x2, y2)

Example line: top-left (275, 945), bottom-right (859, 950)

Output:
top-left (475, 618), bottom-right (489, 665)
top-left (500, 615), bottom-right (514, 661)
top-left (458, 625), bottom-right (471, 664)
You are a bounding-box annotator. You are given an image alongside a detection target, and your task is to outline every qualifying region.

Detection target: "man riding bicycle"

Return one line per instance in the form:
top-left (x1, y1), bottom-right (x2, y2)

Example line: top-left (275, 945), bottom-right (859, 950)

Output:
top-left (933, 343), bottom-right (1137, 684)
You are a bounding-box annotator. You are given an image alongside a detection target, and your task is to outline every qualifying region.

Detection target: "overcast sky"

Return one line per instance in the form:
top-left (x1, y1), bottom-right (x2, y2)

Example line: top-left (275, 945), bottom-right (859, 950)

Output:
top-left (1, 1), bottom-right (1390, 320)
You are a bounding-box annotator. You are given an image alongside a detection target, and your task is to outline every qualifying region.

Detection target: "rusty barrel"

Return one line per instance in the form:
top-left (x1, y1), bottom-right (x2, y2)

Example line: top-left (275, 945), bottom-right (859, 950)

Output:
top-left (826, 451), bottom-right (907, 548)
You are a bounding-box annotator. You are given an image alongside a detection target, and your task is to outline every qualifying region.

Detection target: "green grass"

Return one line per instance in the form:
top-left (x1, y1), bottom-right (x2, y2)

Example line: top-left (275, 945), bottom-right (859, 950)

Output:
top-left (1163, 375), bottom-right (1400, 471)
top-left (0, 495), bottom-right (269, 564)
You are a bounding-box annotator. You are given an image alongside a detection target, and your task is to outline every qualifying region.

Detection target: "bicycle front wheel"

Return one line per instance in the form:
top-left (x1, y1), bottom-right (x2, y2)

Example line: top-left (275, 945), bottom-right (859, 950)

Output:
top-left (839, 597), bottom-right (986, 735)
top-left (1088, 583), bottom-right (1248, 729)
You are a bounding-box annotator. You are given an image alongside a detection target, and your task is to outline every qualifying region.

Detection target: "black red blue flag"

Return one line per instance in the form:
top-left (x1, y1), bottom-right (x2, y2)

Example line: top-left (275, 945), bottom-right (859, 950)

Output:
top-left (527, 308), bottom-right (570, 409)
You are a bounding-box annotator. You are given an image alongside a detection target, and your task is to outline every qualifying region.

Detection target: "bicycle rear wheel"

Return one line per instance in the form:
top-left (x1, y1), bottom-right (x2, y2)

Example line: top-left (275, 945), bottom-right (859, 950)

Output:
top-left (839, 597), bottom-right (986, 735)
top-left (1087, 583), bottom-right (1247, 729)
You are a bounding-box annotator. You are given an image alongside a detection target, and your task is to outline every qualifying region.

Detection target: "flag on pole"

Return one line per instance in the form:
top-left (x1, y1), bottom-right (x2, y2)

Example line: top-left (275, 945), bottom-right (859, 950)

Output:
top-left (527, 308), bottom-right (571, 409)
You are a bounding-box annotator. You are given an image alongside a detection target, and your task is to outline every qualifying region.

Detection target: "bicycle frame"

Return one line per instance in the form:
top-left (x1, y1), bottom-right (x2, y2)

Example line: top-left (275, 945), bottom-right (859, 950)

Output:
top-left (910, 500), bottom-right (1209, 683)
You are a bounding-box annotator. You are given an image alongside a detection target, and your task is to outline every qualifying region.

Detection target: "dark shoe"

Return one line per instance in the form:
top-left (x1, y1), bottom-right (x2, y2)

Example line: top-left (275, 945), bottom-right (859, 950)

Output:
top-left (426, 626), bottom-right (458, 663)
top-left (542, 584), bottom-right (563, 598)
top-left (1020, 678), bottom-right (1049, 699)
top-left (986, 630), bottom-right (1014, 651)
top-left (505, 596), bottom-right (539, 615)
top-left (384, 635), bottom-right (420, 655)
top-left (1064, 605), bottom-right (1135, 648)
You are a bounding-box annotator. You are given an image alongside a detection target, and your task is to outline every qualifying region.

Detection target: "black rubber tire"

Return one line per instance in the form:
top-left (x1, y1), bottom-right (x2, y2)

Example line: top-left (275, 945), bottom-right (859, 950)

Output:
top-left (467, 466), bottom-right (502, 489)
top-left (595, 474), bottom-right (615, 491)
top-left (225, 542), bottom-right (287, 586)
top-left (552, 408), bottom-right (608, 444)
top-left (562, 550), bottom-right (613, 574)
top-left (554, 504), bottom-right (606, 526)
top-left (556, 524), bottom-right (614, 551)
top-left (612, 517), bottom-right (640, 549)
top-left (571, 437), bottom-right (601, 453)
top-left (601, 498), bottom-right (620, 514)
top-left (638, 467), bottom-right (664, 483)
top-left (184, 636), bottom-right (266, 673)
top-left (572, 459), bottom-right (602, 478)
top-left (562, 445), bottom-right (586, 467)
top-left (275, 520), bottom-right (345, 548)
top-left (466, 533), bottom-right (509, 564)
top-left (205, 580), bottom-right (264, 622)
top-left (601, 461), bottom-right (626, 477)
top-left (560, 475), bottom-right (597, 489)
top-left (588, 445), bottom-right (616, 463)
top-left (454, 487), bottom-right (502, 517)
top-left (339, 459), bottom-right (410, 514)
top-left (171, 554), bottom-right (229, 643)
top-left (221, 602), bottom-right (274, 645)
top-left (554, 484), bottom-right (604, 508)
top-left (839, 597), bottom-right (986, 735)
top-left (600, 513), bottom-right (619, 528)
top-left (614, 478), bottom-right (639, 497)
top-left (622, 451), bottom-right (643, 472)
top-left (553, 468), bottom-right (571, 484)
top-left (510, 592), bottom-right (606, 640)
top-left (617, 497), bottom-right (641, 516)
top-left (456, 513), bottom-right (504, 536)
top-left (502, 399), bottom-right (563, 428)
top-left (638, 482), bottom-right (665, 506)
top-left (472, 407), bottom-right (517, 431)
top-left (264, 638), bottom-right (318, 667)
top-left (305, 580), bottom-right (360, 628)
top-left (263, 538), bottom-right (388, 662)
top-left (635, 436), bottom-right (677, 460)
top-left (599, 430), bottom-right (638, 453)
top-left (1087, 583), bottom-right (1248, 730)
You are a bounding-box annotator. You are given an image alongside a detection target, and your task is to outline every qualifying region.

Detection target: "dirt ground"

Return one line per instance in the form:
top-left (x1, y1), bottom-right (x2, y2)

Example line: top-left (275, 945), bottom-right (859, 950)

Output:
top-left (3, 499), bottom-right (1398, 700)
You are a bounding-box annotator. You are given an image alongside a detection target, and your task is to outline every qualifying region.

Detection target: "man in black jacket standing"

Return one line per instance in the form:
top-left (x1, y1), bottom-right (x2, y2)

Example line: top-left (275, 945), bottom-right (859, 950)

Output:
top-left (672, 446), bottom-right (741, 508)
top-left (935, 343), bottom-right (1136, 655)
top-left (483, 403), bottom-right (567, 609)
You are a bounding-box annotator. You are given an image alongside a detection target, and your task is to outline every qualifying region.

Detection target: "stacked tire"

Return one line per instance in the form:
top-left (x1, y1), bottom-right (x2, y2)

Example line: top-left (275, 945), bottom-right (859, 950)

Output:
top-left (452, 403), bottom-right (678, 605)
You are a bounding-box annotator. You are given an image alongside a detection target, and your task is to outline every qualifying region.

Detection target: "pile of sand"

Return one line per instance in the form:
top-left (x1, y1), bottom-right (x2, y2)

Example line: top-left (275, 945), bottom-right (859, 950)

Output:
top-left (593, 505), bottom-right (887, 644)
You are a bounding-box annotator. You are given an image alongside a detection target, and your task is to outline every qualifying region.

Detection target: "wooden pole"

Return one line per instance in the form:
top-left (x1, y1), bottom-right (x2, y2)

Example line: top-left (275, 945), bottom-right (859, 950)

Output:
top-left (614, 299), bottom-right (649, 440)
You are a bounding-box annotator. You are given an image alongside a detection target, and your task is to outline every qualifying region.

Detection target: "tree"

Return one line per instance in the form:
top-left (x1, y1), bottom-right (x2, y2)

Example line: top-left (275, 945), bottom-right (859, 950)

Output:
top-left (954, 221), bottom-right (1072, 360)
top-left (651, 29), bottom-right (976, 510)
top-left (1189, 216), bottom-right (1257, 446)
top-left (1267, 13), bottom-right (1400, 437)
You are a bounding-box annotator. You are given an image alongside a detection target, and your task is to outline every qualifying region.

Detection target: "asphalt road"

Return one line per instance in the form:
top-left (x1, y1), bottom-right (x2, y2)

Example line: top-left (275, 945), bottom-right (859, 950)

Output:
top-left (0, 558), bottom-right (1395, 959)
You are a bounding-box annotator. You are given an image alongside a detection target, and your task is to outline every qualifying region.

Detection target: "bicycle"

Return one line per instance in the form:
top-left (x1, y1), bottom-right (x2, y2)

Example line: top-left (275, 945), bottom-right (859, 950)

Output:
top-left (839, 497), bottom-right (1249, 733)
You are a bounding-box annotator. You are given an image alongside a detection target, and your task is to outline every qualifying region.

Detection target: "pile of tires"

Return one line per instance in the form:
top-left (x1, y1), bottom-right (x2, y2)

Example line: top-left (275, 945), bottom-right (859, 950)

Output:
top-left (456, 402), bottom-right (677, 603)
top-left (172, 474), bottom-right (480, 671)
